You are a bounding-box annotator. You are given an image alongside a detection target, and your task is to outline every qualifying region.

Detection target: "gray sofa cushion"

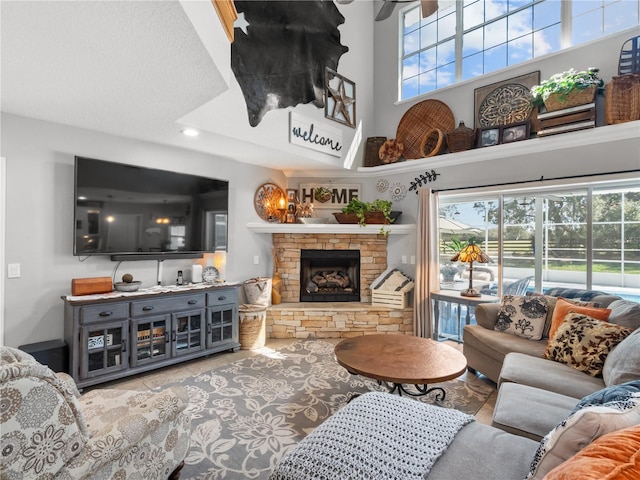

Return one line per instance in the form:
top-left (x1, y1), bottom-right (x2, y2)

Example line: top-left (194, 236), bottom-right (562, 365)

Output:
top-left (499, 352), bottom-right (605, 399)
top-left (602, 328), bottom-right (640, 386)
top-left (492, 382), bottom-right (578, 441)
top-left (607, 299), bottom-right (640, 329)
top-left (465, 325), bottom-right (547, 364)
top-left (427, 421), bottom-right (538, 480)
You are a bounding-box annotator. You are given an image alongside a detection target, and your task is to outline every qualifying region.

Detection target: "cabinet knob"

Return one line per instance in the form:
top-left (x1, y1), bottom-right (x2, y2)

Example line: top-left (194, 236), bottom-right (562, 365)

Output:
top-left (187, 299), bottom-right (197, 305)
top-left (142, 306), bottom-right (154, 311)
top-left (99, 311), bottom-right (112, 317)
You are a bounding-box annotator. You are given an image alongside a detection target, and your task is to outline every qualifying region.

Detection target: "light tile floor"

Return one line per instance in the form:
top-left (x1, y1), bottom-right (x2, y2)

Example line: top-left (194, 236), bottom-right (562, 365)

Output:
top-left (93, 337), bottom-right (497, 425)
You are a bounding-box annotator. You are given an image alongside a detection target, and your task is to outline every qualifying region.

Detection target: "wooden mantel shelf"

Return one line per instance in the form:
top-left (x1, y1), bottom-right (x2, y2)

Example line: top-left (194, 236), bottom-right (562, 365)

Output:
top-left (246, 222), bottom-right (415, 235)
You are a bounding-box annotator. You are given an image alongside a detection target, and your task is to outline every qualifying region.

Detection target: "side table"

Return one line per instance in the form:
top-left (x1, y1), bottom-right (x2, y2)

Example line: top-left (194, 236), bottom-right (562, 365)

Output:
top-left (431, 290), bottom-right (500, 341)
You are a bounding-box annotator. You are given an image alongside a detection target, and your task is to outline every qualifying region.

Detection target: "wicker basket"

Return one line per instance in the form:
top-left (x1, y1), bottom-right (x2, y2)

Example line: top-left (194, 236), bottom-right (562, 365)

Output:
top-left (238, 304), bottom-right (267, 350)
top-left (419, 128), bottom-right (446, 157)
top-left (543, 85), bottom-right (597, 112)
top-left (396, 99), bottom-right (455, 159)
top-left (364, 137), bottom-right (387, 167)
top-left (605, 74), bottom-right (640, 124)
top-left (446, 121), bottom-right (476, 152)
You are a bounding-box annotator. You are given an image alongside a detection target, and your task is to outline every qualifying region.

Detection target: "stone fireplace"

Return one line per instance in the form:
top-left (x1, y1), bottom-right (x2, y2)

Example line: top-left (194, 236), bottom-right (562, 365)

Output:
top-left (267, 232), bottom-right (413, 339)
top-left (300, 249), bottom-right (360, 302)
top-left (272, 233), bottom-right (387, 303)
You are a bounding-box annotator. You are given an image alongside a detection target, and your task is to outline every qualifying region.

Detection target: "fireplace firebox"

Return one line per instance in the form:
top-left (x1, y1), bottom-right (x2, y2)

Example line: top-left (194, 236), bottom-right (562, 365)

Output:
top-left (300, 249), bottom-right (360, 302)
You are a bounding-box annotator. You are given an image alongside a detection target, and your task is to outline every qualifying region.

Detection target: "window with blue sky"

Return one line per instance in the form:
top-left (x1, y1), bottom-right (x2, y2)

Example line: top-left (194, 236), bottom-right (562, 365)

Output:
top-left (401, 0), bottom-right (640, 101)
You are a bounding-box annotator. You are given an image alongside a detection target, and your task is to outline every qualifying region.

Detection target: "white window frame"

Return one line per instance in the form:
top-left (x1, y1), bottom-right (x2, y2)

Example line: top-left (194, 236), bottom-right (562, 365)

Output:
top-left (399, 0), bottom-right (640, 101)
top-left (438, 175), bottom-right (640, 296)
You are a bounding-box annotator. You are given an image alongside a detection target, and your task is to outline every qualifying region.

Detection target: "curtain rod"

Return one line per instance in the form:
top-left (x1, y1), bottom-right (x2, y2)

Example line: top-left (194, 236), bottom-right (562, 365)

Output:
top-left (432, 169), bottom-right (640, 193)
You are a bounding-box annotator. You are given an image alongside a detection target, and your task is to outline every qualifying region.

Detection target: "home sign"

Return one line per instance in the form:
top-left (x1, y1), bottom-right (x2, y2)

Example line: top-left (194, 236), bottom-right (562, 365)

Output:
top-left (299, 183), bottom-right (360, 209)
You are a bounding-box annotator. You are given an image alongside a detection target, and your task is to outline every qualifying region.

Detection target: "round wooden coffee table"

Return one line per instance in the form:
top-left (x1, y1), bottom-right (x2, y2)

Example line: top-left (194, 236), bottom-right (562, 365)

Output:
top-left (334, 334), bottom-right (467, 399)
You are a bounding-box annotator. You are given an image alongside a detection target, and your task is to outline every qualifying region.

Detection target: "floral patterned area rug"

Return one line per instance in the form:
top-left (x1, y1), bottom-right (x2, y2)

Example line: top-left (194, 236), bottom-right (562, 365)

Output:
top-left (165, 340), bottom-right (494, 480)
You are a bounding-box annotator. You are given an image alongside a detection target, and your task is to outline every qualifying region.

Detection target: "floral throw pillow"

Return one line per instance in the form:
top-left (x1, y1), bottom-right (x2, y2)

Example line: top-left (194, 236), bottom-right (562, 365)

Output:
top-left (494, 294), bottom-right (548, 340)
top-left (543, 313), bottom-right (632, 377)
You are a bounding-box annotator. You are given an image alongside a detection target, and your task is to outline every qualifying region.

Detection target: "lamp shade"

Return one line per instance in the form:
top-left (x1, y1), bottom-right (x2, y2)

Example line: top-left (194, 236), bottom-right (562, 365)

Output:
top-left (450, 243), bottom-right (492, 264)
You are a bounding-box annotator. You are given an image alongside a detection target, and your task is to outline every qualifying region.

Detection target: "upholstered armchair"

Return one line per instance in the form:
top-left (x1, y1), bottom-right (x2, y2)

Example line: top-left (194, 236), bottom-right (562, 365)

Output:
top-left (0, 346), bottom-right (191, 479)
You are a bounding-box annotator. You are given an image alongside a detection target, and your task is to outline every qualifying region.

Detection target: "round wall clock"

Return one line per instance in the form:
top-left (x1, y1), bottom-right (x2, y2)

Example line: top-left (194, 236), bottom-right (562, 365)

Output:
top-left (203, 266), bottom-right (219, 284)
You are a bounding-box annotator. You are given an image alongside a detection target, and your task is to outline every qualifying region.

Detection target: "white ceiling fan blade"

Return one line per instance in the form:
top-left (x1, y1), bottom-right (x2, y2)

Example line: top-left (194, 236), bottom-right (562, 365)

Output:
top-left (375, 2), bottom-right (397, 21)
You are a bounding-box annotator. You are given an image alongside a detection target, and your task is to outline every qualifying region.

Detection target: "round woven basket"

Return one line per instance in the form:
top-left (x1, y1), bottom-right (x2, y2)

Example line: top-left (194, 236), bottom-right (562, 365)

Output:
top-left (419, 128), bottom-right (446, 157)
top-left (239, 304), bottom-right (267, 350)
top-left (396, 99), bottom-right (454, 159)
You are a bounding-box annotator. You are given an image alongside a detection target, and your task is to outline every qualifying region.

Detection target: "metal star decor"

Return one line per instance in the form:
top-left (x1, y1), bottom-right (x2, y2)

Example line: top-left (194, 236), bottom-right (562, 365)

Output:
top-left (325, 67), bottom-right (356, 128)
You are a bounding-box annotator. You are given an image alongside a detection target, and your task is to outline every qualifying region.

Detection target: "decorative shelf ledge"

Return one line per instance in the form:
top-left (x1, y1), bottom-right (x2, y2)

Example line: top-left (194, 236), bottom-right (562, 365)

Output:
top-left (246, 222), bottom-right (415, 235)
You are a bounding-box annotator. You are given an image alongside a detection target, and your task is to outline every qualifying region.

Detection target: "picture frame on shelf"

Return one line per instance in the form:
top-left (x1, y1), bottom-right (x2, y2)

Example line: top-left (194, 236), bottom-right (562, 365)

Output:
top-left (478, 127), bottom-right (500, 147)
top-left (287, 189), bottom-right (297, 203)
top-left (501, 122), bottom-right (530, 143)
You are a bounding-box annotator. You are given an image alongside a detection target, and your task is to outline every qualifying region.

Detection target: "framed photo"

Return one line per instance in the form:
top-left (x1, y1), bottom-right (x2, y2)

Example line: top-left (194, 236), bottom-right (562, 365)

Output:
top-left (501, 122), bottom-right (530, 143)
top-left (478, 127), bottom-right (500, 147)
top-left (287, 189), bottom-right (297, 203)
top-left (474, 71), bottom-right (540, 130)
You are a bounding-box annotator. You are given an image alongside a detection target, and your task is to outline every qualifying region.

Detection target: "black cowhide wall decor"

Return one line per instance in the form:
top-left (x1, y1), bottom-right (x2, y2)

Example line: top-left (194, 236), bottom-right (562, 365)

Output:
top-left (232, 0), bottom-right (349, 127)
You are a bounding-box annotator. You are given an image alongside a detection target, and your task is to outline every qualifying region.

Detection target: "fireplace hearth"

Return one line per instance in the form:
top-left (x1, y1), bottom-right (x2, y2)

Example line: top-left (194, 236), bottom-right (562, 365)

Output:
top-left (300, 249), bottom-right (360, 302)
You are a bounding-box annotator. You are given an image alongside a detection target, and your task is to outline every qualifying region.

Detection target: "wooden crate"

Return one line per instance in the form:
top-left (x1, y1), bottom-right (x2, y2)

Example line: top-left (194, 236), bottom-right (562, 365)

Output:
top-left (371, 290), bottom-right (412, 309)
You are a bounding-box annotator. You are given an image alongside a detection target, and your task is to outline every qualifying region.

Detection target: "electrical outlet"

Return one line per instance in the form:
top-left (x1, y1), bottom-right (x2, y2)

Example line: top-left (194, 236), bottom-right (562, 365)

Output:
top-left (254, 255), bottom-right (260, 265)
top-left (8, 263), bottom-right (20, 278)
top-left (410, 256), bottom-right (416, 265)
top-left (401, 255), bottom-right (408, 264)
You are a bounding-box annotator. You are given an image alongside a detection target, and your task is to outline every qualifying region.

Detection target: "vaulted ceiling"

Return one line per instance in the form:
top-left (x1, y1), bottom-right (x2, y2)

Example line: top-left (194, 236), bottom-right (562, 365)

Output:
top-left (1, 0), bottom-right (371, 173)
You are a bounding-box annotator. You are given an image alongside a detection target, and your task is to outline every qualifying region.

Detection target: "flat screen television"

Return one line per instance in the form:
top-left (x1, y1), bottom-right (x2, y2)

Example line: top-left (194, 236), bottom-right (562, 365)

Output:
top-left (74, 156), bottom-right (228, 260)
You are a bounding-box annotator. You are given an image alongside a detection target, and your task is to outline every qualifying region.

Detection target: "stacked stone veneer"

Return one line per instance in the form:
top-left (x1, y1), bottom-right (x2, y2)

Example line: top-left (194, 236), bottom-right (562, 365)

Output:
top-left (268, 232), bottom-right (414, 338)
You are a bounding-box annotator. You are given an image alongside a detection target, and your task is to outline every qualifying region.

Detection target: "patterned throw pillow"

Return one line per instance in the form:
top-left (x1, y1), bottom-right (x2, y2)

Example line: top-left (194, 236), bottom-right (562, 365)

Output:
top-left (494, 294), bottom-right (548, 340)
top-left (532, 295), bottom-right (598, 338)
top-left (544, 313), bottom-right (632, 377)
top-left (547, 298), bottom-right (611, 340)
top-left (526, 391), bottom-right (640, 480)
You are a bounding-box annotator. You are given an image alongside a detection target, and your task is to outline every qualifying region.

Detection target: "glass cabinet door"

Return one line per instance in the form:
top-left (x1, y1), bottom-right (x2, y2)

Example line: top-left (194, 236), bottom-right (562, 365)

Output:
top-left (81, 320), bottom-right (129, 379)
top-left (172, 309), bottom-right (205, 356)
top-left (207, 304), bottom-right (236, 347)
top-left (131, 315), bottom-right (170, 366)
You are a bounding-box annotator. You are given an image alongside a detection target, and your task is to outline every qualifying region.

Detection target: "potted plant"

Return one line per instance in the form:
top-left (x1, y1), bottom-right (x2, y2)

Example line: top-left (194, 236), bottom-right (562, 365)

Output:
top-left (333, 198), bottom-right (400, 227)
top-left (530, 68), bottom-right (603, 112)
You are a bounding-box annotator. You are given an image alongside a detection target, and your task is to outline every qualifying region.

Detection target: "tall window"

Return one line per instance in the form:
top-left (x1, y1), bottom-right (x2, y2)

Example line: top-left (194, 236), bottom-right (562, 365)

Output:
top-left (401, 0), bottom-right (640, 101)
top-left (438, 181), bottom-right (640, 300)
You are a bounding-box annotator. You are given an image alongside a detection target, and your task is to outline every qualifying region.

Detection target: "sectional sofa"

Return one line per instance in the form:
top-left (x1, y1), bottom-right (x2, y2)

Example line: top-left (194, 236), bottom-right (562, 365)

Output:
top-left (270, 289), bottom-right (640, 479)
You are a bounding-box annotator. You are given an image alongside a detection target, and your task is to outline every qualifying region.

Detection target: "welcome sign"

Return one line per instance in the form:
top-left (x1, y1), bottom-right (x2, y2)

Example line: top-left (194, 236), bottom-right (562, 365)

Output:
top-left (289, 112), bottom-right (343, 157)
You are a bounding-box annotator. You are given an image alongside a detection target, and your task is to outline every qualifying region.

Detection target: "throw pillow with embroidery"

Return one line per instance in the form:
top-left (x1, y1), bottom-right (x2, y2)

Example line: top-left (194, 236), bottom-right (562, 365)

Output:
top-left (544, 313), bottom-right (632, 376)
top-left (494, 294), bottom-right (548, 340)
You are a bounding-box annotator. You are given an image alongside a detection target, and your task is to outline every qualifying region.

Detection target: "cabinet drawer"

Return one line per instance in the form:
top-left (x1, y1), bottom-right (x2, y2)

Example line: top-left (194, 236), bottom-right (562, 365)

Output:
top-left (80, 303), bottom-right (129, 324)
top-left (131, 294), bottom-right (205, 317)
top-left (207, 288), bottom-right (238, 307)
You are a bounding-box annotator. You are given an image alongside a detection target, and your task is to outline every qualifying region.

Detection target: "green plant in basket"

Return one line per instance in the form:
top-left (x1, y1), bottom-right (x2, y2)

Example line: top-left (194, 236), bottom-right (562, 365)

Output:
top-left (340, 198), bottom-right (395, 234)
top-left (530, 68), bottom-right (603, 109)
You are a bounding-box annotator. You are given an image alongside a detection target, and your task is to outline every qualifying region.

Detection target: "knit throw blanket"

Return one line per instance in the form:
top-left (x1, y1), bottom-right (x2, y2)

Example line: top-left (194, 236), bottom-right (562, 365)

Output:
top-left (270, 392), bottom-right (474, 480)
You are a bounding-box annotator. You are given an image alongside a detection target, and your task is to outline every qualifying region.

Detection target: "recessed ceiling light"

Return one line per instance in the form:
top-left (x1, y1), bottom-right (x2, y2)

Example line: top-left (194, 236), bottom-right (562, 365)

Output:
top-left (181, 128), bottom-right (199, 137)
